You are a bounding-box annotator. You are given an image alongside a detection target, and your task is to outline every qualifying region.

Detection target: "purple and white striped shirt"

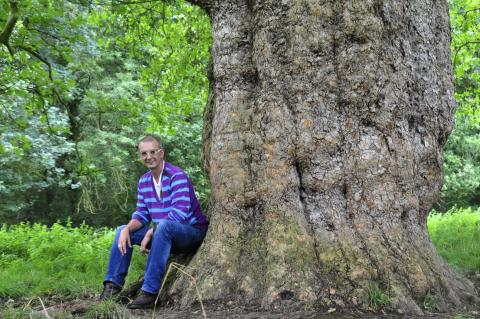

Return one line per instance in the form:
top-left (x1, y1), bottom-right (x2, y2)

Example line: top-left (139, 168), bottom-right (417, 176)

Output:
top-left (132, 162), bottom-right (208, 229)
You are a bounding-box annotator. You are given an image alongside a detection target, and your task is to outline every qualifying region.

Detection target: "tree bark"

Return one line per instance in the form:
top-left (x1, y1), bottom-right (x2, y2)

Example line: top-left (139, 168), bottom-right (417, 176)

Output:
top-left (181, 0), bottom-right (478, 314)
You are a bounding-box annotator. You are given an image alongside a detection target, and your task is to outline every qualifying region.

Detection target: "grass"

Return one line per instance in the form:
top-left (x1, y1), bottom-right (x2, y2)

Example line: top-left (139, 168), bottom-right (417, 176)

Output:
top-left (84, 299), bottom-right (135, 319)
top-left (0, 304), bottom-right (42, 319)
top-left (366, 282), bottom-right (391, 311)
top-left (0, 207), bottom-right (479, 315)
top-left (0, 222), bottom-right (146, 298)
top-left (427, 207), bottom-right (480, 273)
top-left (422, 290), bottom-right (439, 312)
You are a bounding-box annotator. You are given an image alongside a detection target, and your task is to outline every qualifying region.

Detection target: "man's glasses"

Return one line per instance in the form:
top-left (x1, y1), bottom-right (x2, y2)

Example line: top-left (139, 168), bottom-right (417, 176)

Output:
top-left (140, 149), bottom-right (162, 158)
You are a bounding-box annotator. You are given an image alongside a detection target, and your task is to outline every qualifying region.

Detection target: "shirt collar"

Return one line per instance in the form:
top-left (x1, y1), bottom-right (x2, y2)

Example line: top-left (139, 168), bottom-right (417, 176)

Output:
top-left (152, 161), bottom-right (165, 186)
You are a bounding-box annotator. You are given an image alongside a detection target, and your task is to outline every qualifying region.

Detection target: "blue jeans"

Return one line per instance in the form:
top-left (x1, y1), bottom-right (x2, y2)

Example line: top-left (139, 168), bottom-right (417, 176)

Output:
top-left (104, 219), bottom-right (207, 294)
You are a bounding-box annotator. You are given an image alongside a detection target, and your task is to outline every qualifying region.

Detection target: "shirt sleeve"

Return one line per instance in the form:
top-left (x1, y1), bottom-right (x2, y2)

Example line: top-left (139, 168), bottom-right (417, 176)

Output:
top-left (132, 184), bottom-right (151, 225)
top-left (167, 172), bottom-right (192, 222)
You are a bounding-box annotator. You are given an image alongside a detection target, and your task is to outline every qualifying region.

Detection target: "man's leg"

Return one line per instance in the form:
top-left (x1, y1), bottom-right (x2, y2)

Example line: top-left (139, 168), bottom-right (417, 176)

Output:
top-left (142, 220), bottom-right (206, 293)
top-left (128, 220), bottom-right (206, 308)
top-left (103, 224), bottom-right (150, 287)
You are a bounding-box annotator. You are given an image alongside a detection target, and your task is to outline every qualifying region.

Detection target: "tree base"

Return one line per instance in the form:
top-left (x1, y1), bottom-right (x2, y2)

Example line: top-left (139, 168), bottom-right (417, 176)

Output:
top-left (118, 253), bottom-right (194, 306)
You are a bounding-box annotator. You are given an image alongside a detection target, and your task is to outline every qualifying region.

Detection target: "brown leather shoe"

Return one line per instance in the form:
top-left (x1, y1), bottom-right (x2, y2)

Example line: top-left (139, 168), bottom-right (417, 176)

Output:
top-left (127, 290), bottom-right (158, 309)
top-left (100, 282), bottom-right (122, 300)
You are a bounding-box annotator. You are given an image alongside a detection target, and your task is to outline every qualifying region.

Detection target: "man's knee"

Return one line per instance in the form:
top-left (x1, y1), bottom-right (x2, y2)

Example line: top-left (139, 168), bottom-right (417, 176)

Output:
top-left (154, 219), bottom-right (174, 237)
top-left (114, 225), bottom-right (127, 241)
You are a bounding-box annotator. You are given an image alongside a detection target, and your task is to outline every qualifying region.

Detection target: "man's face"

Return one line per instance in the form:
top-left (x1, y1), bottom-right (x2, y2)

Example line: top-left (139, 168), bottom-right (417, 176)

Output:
top-left (139, 140), bottom-right (164, 171)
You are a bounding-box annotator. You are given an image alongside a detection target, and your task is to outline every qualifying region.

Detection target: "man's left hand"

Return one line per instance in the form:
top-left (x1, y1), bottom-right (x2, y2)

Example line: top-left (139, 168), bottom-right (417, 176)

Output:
top-left (140, 228), bottom-right (153, 255)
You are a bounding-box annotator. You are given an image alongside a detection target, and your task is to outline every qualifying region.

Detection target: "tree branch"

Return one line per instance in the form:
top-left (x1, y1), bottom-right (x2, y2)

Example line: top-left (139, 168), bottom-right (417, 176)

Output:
top-left (32, 90), bottom-right (56, 135)
top-left (0, 1), bottom-right (20, 56)
top-left (463, 7), bottom-right (480, 16)
top-left (453, 41), bottom-right (480, 68)
top-left (0, 104), bottom-right (17, 124)
top-left (15, 44), bottom-right (72, 113)
top-left (460, 7), bottom-right (480, 29)
top-left (17, 45), bottom-right (54, 81)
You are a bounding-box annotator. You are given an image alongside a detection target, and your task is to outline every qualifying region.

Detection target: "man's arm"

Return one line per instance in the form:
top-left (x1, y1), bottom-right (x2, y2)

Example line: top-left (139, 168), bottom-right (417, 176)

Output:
top-left (167, 172), bottom-right (192, 222)
top-left (118, 219), bottom-right (143, 256)
top-left (119, 181), bottom-right (151, 256)
top-left (131, 183), bottom-right (151, 225)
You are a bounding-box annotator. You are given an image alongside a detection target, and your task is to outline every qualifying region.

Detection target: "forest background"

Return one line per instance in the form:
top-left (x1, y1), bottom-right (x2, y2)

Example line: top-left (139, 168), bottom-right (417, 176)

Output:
top-left (0, 0), bottom-right (479, 311)
top-left (1, 0), bottom-right (479, 226)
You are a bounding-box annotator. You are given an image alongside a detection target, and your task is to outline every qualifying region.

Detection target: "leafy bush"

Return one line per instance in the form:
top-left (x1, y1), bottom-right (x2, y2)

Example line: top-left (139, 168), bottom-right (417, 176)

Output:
top-left (0, 108), bottom-right (76, 223)
top-left (0, 222), bottom-right (146, 298)
top-left (428, 207), bottom-right (480, 273)
top-left (439, 0), bottom-right (480, 210)
top-left (440, 114), bottom-right (480, 210)
top-left (0, 0), bottom-right (211, 227)
top-left (0, 208), bottom-right (477, 300)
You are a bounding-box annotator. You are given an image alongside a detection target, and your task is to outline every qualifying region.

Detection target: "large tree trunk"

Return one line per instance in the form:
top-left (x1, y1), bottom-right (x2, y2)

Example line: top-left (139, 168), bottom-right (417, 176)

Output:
top-left (180, 0), bottom-right (478, 314)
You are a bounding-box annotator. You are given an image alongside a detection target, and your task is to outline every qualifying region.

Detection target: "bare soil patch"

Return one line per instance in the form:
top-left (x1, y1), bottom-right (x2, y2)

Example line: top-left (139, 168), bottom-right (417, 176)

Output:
top-left (3, 273), bottom-right (479, 318)
top-left (8, 297), bottom-right (477, 319)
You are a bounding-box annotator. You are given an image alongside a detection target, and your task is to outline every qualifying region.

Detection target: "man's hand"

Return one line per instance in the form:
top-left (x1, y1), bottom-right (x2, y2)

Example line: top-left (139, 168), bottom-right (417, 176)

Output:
top-left (140, 228), bottom-right (153, 256)
top-left (118, 227), bottom-right (132, 256)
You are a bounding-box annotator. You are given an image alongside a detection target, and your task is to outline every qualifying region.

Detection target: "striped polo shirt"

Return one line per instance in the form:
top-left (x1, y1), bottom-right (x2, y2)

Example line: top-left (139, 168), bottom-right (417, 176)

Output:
top-left (132, 162), bottom-right (208, 229)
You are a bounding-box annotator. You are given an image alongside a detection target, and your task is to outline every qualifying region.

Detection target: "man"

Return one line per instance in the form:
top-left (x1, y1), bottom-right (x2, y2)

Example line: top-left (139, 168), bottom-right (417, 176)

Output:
top-left (100, 134), bottom-right (208, 309)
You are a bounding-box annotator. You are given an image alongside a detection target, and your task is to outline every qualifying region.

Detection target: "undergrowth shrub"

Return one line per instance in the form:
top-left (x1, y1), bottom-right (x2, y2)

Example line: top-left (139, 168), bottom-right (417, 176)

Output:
top-left (0, 222), bottom-right (146, 298)
top-left (428, 207), bottom-right (480, 273)
top-left (0, 208), bottom-right (478, 299)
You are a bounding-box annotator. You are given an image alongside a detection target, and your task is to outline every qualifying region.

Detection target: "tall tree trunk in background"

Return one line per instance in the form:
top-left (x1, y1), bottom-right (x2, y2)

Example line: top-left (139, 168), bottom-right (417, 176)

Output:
top-left (181, 0), bottom-right (478, 314)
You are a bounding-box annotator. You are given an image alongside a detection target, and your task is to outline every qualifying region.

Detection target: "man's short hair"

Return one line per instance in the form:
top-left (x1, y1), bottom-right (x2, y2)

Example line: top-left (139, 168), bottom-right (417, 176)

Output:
top-left (138, 134), bottom-right (163, 149)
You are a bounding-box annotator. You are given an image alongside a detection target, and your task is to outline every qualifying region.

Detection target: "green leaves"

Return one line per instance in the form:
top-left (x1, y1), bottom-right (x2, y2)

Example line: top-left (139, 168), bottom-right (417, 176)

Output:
top-left (449, 0), bottom-right (480, 117)
top-left (0, 0), bottom-right (93, 221)
top-left (440, 0), bottom-right (480, 210)
top-left (442, 118), bottom-right (480, 209)
top-left (0, 222), bottom-right (115, 297)
top-left (2, 0), bottom-right (478, 222)
top-left (1, 0), bottom-right (212, 226)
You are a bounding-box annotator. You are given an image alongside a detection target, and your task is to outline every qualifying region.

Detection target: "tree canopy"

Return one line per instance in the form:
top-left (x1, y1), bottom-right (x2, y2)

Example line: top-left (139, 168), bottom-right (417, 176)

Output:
top-left (0, 0), bottom-right (479, 226)
top-left (0, 0), bottom-right (211, 226)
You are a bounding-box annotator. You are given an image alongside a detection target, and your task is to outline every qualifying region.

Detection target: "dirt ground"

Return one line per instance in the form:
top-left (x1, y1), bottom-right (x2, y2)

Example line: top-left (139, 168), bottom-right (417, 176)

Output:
top-left (130, 303), bottom-right (479, 319)
top-left (16, 297), bottom-right (476, 319)
top-left (3, 276), bottom-right (480, 319)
